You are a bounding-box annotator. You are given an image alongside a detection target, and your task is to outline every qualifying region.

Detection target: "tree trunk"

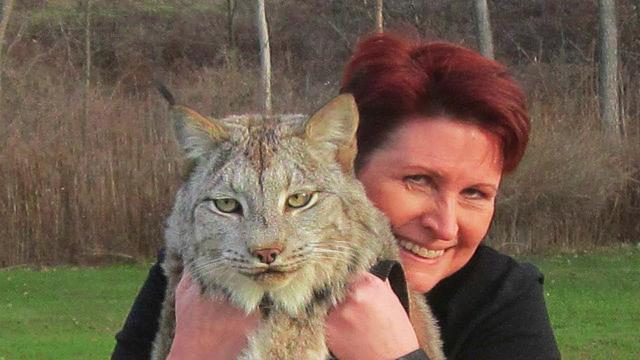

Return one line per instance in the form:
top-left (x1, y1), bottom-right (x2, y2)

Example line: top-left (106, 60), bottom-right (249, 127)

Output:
top-left (375, 0), bottom-right (383, 33)
top-left (256, 0), bottom-right (272, 115)
top-left (83, 0), bottom-right (92, 144)
top-left (0, 0), bottom-right (16, 97)
top-left (227, 0), bottom-right (236, 49)
top-left (598, 0), bottom-right (621, 140)
top-left (473, 0), bottom-right (494, 59)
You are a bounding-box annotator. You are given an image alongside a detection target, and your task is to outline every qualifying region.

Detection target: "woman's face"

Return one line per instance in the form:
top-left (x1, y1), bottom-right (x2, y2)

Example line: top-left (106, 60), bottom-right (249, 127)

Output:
top-left (356, 116), bottom-right (503, 293)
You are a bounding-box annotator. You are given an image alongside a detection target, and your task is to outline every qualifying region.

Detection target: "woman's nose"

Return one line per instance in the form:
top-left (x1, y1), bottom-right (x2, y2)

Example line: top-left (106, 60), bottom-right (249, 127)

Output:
top-left (420, 197), bottom-right (459, 241)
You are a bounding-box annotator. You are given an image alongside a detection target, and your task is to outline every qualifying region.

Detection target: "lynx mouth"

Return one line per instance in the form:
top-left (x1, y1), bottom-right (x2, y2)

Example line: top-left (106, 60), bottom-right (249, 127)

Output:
top-left (239, 266), bottom-right (298, 283)
top-left (238, 268), bottom-right (296, 288)
top-left (254, 269), bottom-right (290, 281)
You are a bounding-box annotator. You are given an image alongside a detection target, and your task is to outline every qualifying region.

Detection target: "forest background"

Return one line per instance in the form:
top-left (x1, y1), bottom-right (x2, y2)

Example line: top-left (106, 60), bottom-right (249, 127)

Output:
top-left (1, 0), bottom-right (639, 267)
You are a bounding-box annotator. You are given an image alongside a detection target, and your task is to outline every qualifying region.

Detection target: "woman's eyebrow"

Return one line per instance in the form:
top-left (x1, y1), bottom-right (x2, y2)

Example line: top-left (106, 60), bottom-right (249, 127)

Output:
top-left (470, 183), bottom-right (498, 192)
top-left (401, 165), bottom-right (444, 180)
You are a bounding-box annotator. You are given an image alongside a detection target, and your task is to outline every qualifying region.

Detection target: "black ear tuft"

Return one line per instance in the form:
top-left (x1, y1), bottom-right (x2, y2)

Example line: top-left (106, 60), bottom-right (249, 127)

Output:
top-left (154, 80), bottom-right (176, 106)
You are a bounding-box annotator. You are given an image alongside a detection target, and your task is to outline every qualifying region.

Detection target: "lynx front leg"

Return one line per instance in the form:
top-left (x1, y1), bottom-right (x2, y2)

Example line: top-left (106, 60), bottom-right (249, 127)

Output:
top-left (238, 312), bottom-right (329, 360)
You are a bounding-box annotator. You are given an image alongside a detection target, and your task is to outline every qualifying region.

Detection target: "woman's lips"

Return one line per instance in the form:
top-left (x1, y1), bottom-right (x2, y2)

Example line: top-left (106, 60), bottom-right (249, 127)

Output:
top-left (397, 238), bottom-right (446, 259)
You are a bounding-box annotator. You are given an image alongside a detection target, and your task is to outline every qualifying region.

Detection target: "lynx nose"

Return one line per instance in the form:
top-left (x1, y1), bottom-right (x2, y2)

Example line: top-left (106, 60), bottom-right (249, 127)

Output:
top-left (252, 248), bottom-right (281, 264)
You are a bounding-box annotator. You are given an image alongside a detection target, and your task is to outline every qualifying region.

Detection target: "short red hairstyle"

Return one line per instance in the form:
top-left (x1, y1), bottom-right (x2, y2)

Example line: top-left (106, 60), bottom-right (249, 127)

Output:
top-left (340, 33), bottom-right (530, 173)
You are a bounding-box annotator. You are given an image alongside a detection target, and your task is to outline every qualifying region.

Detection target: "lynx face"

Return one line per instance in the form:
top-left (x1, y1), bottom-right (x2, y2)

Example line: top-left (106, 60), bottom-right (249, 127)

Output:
top-left (165, 96), bottom-right (381, 316)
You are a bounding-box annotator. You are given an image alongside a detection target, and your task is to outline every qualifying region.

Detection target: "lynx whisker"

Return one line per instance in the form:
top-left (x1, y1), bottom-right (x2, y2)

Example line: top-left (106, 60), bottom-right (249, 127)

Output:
top-left (273, 259), bottom-right (306, 271)
top-left (310, 251), bottom-right (352, 260)
top-left (309, 250), bottom-right (354, 263)
top-left (191, 259), bottom-right (227, 274)
top-left (224, 256), bottom-right (251, 264)
top-left (310, 255), bottom-right (353, 267)
top-left (310, 248), bottom-right (351, 256)
top-left (308, 240), bottom-right (353, 249)
top-left (230, 263), bottom-right (266, 270)
top-left (309, 241), bottom-right (355, 251)
top-left (192, 257), bottom-right (225, 268)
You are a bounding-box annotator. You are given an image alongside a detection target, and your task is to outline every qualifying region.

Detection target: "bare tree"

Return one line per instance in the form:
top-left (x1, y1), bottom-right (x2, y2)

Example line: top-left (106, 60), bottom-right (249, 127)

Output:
top-left (0, 0), bottom-right (16, 96)
top-left (83, 0), bottom-right (92, 143)
top-left (598, 0), bottom-right (621, 140)
top-left (227, 0), bottom-right (237, 50)
top-left (375, 0), bottom-right (383, 33)
top-left (473, 0), bottom-right (495, 59)
top-left (256, 0), bottom-right (272, 114)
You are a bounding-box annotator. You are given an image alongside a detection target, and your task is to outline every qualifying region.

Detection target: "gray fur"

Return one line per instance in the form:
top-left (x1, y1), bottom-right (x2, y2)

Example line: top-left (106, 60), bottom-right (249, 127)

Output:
top-left (151, 95), bottom-right (445, 360)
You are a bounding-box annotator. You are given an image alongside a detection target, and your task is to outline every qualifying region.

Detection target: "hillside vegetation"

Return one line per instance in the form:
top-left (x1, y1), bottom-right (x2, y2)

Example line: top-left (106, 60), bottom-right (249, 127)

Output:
top-left (1, 0), bottom-right (639, 265)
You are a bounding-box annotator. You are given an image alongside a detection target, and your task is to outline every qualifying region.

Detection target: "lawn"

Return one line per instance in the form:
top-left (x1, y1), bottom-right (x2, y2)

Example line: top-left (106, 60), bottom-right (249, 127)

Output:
top-left (0, 264), bottom-right (150, 359)
top-left (526, 245), bottom-right (640, 359)
top-left (0, 245), bottom-right (638, 359)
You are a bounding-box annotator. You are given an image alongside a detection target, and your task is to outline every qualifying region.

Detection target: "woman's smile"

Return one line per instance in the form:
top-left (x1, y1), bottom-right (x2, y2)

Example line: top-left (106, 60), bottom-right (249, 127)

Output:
top-left (397, 237), bottom-right (446, 260)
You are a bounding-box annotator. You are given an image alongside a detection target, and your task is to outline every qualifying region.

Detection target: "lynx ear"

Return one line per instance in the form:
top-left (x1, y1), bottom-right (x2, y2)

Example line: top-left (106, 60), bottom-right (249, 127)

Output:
top-left (171, 106), bottom-right (229, 161)
top-left (155, 82), bottom-right (229, 160)
top-left (304, 94), bottom-right (359, 173)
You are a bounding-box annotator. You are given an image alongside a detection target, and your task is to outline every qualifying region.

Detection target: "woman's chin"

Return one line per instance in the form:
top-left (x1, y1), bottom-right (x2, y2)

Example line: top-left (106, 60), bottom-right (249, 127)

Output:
top-left (405, 271), bottom-right (439, 293)
top-left (399, 248), bottom-right (450, 293)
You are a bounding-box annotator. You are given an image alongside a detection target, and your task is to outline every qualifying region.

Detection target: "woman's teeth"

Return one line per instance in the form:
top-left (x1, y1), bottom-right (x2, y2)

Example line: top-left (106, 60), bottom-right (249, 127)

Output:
top-left (399, 239), bottom-right (445, 259)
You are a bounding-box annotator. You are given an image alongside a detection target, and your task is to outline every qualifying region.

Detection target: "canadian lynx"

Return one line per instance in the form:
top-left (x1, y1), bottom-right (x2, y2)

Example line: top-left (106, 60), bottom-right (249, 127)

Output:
top-left (151, 87), bottom-right (444, 360)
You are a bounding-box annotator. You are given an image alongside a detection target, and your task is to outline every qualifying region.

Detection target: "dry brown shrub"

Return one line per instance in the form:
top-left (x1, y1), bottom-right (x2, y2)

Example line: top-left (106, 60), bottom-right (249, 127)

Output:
top-left (486, 62), bottom-right (639, 253)
top-left (1, 2), bottom-right (639, 266)
top-left (488, 123), bottom-right (633, 253)
top-left (1, 63), bottom-right (182, 266)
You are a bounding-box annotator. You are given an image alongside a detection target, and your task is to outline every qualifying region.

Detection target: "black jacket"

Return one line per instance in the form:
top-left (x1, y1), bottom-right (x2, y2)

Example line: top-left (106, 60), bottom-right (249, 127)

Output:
top-left (111, 245), bottom-right (560, 359)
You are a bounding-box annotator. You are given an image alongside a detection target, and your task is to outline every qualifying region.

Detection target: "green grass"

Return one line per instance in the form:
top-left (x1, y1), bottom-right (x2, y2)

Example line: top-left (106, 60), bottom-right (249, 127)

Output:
top-left (0, 246), bottom-right (638, 359)
top-left (529, 244), bottom-right (640, 359)
top-left (0, 264), bottom-right (151, 359)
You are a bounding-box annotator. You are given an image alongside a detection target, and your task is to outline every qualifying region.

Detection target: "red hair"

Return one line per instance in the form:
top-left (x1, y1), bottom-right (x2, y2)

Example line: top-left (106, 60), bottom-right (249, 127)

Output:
top-left (341, 33), bottom-right (530, 173)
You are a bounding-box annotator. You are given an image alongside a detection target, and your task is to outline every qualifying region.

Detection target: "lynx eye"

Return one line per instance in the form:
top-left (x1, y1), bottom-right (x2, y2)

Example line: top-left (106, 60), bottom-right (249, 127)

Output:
top-left (212, 198), bottom-right (241, 214)
top-left (286, 192), bottom-right (316, 209)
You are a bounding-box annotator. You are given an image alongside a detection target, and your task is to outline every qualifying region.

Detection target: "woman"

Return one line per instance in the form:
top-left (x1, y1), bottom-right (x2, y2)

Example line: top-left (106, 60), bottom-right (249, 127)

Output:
top-left (112, 33), bottom-right (560, 359)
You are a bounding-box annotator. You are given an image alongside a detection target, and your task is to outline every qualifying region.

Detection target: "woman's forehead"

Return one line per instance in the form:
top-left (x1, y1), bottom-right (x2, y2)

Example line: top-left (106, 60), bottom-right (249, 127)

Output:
top-left (368, 117), bottom-right (503, 182)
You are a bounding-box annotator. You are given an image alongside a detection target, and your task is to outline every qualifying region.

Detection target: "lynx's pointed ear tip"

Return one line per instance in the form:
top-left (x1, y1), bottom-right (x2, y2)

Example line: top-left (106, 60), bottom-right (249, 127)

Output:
top-left (335, 94), bottom-right (358, 122)
top-left (336, 93), bottom-right (357, 108)
top-left (173, 105), bottom-right (229, 142)
top-left (340, 92), bottom-right (355, 102)
top-left (154, 80), bottom-right (177, 106)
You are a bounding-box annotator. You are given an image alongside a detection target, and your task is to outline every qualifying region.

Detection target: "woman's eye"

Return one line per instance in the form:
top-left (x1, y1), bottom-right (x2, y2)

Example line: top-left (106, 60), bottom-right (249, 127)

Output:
top-left (286, 192), bottom-right (314, 209)
top-left (212, 198), bottom-right (242, 213)
top-left (404, 175), bottom-right (432, 187)
top-left (462, 188), bottom-right (488, 199)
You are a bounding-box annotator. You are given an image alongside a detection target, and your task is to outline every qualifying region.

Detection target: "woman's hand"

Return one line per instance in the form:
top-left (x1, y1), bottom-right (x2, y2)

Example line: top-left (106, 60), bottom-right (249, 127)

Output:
top-left (325, 272), bottom-right (420, 360)
top-left (167, 272), bottom-right (260, 360)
